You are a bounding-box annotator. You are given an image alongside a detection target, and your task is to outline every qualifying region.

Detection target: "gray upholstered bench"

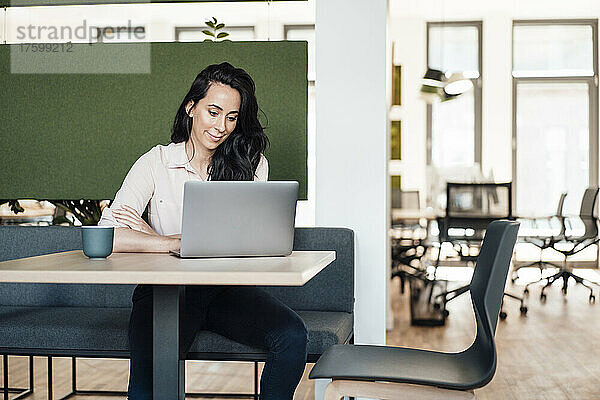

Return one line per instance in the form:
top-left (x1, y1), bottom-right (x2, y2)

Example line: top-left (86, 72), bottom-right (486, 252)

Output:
top-left (0, 226), bottom-right (354, 399)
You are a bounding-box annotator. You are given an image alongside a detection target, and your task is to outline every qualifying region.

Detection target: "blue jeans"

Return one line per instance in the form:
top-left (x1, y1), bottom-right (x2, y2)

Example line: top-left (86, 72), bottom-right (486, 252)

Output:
top-left (127, 285), bottom-right (308, 400)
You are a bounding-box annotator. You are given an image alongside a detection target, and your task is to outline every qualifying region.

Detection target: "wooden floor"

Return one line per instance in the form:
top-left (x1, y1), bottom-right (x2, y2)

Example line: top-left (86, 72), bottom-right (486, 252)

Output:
top-left (2, 268), bottom-right (600, 399)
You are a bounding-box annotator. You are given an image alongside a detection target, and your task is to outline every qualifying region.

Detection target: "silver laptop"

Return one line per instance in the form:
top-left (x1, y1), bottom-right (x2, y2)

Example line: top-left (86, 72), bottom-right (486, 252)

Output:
top-left (172, 181), bottom-right (298, 258)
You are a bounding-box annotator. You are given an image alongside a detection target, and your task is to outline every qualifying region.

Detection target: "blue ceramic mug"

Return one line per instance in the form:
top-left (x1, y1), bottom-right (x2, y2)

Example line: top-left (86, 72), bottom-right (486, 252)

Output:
top-left (82, 226), bottom-right (114, 260)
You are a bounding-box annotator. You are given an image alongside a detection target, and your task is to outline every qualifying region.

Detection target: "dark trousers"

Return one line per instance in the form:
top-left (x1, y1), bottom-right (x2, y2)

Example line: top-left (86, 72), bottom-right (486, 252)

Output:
top-left (127, 285), bottom-right (308, 400)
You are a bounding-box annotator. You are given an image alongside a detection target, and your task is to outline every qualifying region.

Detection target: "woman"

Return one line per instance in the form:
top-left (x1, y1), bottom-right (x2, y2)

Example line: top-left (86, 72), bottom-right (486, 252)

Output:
top-left (99, 62), bottom-right (308, 400)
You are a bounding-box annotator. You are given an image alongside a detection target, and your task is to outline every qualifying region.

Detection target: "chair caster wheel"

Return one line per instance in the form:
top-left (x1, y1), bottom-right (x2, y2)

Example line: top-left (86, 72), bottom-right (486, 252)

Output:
top-left (590, 295), bottom-right (595, 303)
top-left (523, 288), bottom-right (529, 296)
top-left (442, 309), bottom-right (450, 317)
top-left (540, 293), bottom-right (547, 302)
top-left (433, 303), bottom-right (441, 310)
top-left (519, 306), bottom-right (528, 315)
top-left (499, 311), bottom-right (507, 320)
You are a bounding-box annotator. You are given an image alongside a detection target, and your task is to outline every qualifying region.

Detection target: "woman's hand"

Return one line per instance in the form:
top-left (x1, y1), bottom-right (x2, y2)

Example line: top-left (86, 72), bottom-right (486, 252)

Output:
top-left (113, 205), bottom-right (158, 236)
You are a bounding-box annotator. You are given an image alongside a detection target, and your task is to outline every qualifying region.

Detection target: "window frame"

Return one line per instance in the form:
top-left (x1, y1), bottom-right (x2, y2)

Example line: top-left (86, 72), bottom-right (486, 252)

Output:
top-left (284, 24), bottom-right (315, 85)
top-left (511, 19), bottom-right (599, 212)
top-left (425, 20), bottom-right (483, 168)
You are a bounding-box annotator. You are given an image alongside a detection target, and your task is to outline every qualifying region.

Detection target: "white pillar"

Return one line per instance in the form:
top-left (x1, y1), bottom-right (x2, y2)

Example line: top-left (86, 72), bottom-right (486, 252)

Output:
top-left (315, 0), bottom-right (388, 345)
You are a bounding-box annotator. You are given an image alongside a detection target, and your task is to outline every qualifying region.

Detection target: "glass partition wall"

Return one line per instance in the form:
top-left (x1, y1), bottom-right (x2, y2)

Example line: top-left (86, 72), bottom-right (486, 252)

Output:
top-left (512, 20), bottom-right (599, 220)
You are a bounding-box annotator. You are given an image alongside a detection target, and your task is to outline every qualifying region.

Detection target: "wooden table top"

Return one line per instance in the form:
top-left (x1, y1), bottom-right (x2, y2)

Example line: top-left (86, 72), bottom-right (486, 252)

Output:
top-left (0, 250), bottom-right (336, 286)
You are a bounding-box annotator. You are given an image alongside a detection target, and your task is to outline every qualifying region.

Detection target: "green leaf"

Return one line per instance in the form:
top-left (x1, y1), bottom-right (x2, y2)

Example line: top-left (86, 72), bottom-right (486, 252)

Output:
top-left (217, 32), bottom-right (229, 38)
top-left (216, 23), bottom-right (225, 30)
top-left (202, 30), bottom-right (215, 37)
top-left (205, 21), bottom-right (215, 29)
top-left (212, 17), bottom-right (218, 24)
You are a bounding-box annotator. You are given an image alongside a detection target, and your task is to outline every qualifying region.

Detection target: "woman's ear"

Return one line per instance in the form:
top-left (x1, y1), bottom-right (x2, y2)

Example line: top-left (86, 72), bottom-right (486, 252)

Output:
top-left (186, 100), bottom-right (195, 117)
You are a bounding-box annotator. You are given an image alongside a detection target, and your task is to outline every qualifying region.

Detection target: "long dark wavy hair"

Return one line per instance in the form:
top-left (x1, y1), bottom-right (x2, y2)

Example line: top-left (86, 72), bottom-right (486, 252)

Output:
top-left (171, 62), bottom-right (269, 180)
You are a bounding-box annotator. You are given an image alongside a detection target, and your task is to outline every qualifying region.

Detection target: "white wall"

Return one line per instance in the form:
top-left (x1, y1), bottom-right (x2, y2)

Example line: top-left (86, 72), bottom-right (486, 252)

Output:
top-left (390, 0), bottom-right (600, 194)
top-left (316, 0), bottom-right (388, 345)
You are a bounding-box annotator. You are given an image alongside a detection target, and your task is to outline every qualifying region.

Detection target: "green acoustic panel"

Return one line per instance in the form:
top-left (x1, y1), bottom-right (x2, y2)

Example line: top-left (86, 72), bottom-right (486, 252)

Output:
top-left (0, 41), bottom-right (308, 200)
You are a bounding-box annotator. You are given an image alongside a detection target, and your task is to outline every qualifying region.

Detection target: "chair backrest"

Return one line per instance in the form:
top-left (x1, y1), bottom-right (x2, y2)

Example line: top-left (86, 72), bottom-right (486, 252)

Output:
top-left (446, 183), bottom-right (512, 219)
top-left (470, 220), bottom-right (519, 337)
top-left (0, 226), bottom-right (135, 307)
top-left (578, 187), bottom-right (598, 238)
top-left (556, 192), bottom-right (568, 217)
top-left (579, 187), bottom-right (598, 218)
top-left (0, 226), bottom-right (355, 313)
top-left (467, 220), bottom-right (519, 388)
top-left (261, 227), bottom-right (355, 313)
top-left (442, 182), bottom-right (512, 240)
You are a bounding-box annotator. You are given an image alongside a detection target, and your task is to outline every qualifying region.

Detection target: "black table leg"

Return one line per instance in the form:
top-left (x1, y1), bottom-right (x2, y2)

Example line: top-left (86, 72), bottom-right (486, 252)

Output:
top-left (153, 285), bottom-right (185, 400)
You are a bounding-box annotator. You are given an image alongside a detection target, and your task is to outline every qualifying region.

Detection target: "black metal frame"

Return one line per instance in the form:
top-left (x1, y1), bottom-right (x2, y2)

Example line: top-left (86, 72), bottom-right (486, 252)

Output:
top-left (1, 336), bottom-right (351, 400)
top-left (50, 357), bottom-right (261, 400)
top-left (2, 355), bottom-right (34, 400)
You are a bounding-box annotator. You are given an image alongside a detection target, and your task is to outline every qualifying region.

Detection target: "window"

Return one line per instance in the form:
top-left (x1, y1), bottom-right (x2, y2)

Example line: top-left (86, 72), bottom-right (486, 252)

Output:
top-left (426, 21), bottom-right (482, 169)
top-left (512, 20), bottom-right (599, 217)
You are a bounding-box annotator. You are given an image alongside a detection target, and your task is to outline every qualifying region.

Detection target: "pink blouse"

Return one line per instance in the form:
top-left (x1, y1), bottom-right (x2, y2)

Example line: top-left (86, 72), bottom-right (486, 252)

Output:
top-left (99, 142), bottom-right (269, 236)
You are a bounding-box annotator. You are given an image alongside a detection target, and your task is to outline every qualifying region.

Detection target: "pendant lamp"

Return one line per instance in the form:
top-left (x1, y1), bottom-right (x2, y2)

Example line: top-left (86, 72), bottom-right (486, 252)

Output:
top-left (420, 68), bottom-right (445, 103)
top-left (444, 72), bottom-right (473, 96)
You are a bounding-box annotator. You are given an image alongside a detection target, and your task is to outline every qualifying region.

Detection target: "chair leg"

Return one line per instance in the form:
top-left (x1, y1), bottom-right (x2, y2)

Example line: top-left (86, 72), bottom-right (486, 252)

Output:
top-left (566, 271), bottom-right (596, 302)
top-left (48, 357), bottom-right (52, 400)
top-left (515, 260), bottom-right (561, 284)
top-left (325, 380), bottom-right (477, 400)
top-left (3, 355), bottom-right (8, 400)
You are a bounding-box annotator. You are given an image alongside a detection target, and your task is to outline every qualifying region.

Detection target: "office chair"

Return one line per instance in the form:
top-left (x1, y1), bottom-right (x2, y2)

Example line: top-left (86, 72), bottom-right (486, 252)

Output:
top-left (524, 187), bottom-right (600, 302)
top-left (391, 190), bottom-right (431, 293)
top-left (391, 237), bottom-right (429, 294)
top-left (432, 183), bottom-right (526, 318)
top-left (511, 192), bottom-right (567, 283)
top-left (310, 221), bottom-right (520, 400)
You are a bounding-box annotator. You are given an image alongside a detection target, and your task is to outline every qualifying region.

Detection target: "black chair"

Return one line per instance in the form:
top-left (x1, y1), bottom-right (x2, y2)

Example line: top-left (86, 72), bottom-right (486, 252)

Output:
top-left (432, 183), bottom-right (526, 318)
top-left (390, 190), bottom-right (430, 293)
top-left (309, 220), bottom-right (520, 400)
top-left (525, 187), bottom-right (600, 302)
top-left (511, 192), bottom-right (567, 283)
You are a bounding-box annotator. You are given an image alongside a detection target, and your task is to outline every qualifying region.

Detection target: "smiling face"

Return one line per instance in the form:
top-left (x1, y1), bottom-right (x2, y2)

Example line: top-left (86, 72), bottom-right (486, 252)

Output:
top-left (186, 83), bottom-right (241, 154)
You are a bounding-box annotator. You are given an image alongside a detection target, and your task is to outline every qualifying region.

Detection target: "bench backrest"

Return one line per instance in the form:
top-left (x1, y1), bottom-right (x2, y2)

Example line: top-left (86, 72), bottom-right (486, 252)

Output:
top-left (0, 226), bottom-right (354, 313)
top-left (263, 227), bottom-right (354, 313)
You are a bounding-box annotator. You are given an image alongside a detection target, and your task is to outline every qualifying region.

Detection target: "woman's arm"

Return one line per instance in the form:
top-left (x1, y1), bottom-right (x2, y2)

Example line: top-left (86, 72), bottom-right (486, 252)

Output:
top-left (113, 227), bottom-right (180, 253)
top-left (100, 148), bottom-right (178, 253)
top-left (111, 206), bottom-right (180, 253)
